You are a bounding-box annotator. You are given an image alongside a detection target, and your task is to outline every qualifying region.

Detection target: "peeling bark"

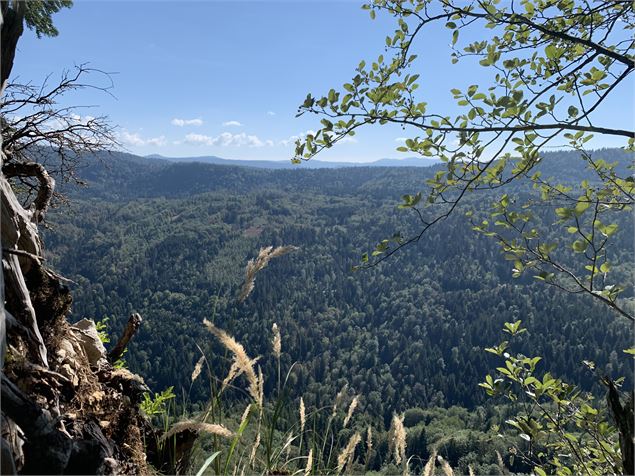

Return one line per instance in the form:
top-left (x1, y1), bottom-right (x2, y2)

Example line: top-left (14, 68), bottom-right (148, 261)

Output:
top-left (2, 254), bottom-right (47, 366)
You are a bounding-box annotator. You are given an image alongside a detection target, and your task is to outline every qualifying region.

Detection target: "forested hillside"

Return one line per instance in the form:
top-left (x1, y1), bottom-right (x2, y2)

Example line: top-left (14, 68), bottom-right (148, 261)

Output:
top-left (43, 148), bottom-right (633, 421)
top-left (3, 0), bottom-right (632, 473)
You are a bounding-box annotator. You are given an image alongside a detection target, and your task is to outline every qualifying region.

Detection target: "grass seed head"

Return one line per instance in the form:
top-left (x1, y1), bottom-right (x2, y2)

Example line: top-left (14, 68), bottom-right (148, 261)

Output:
top-left (272, 322), bottom-right (281, 359)
top-left (191, 355), bottom-right (204, 383)
top-left (299, 397), bottom-right (306, 433)
top-left (391, 413), bottom-right (406, 466)
top-left (422, 450), bottom-right (437, 476)
top-left (304, 449), bottom-right (313, 476)
top-left (343, 395), bottom-right (359, 428)
top-left (161, 420), bottom-right (233, 441)
top-left (203, 319), bottom-right (261, 404)
top-left (336, 432), bottom-right (361, 474)
top-left (238, 245), bottom-right (299, 302)
top-left (438, 455), bottom-right (454, 476)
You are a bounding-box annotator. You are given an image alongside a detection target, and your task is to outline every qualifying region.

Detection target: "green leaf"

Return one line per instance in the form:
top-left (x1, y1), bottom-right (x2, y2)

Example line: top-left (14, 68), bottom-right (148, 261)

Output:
top-left (555, 207), bottom-right (572, 219)
top-left (503, 320), bottom-right (524, 336)
top-left (196, 452), bottom-right (221, 476)
top-left (574, 200), bottom-right (590, 215)
top-left (572, 240), bottom-right (588, 253)
top-left (545, 45), bottom-right (559, 59)
top-left (600, 223), bottom-right (618, 237)
top-left (224, 407), bottom-right (252, 474)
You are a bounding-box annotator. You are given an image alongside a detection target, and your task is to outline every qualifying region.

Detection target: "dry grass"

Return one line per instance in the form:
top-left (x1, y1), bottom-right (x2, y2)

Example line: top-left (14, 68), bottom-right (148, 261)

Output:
top-left (422, 449), bottom-right (437, 476)
top-left (221, 361), bottom-right (241, 391)
top-left (161, 420), bottom-right (233, 441)
top-left (239, 404), bottom-right (252, 427)
top-left (249, 432), bottom-right (261, 465)
top-left (332, 384), bottom-right (348, 417)
top-left (299, 397), bottom-right (306, 434)
top-left (391, 413), bottom-right (406, 466)
top-left (304, 448), bottom-right (313, 476)
top-left (191, 355), bottom-right (204, 383)
top-left (271, 322), bottom-right (281, 359)
top-left (257, 367), bottom-right (264, 408)
top-left (343, 395), bottom-right (359, 428)
top-left (439, 455), bottom-right (454, 476)
top-left (203, 319), bottom-right (261, 406)
top-left (336, 432), bottom-right (361, 474)
top-left (237, 246), bottom-right (299, 302)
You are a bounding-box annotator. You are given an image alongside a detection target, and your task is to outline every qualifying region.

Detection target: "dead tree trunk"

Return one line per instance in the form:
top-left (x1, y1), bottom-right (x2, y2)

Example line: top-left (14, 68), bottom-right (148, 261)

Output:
top-left (108, 312), bottom-right (142, 363)
top-left (0, 149), bottom-right (151, 473)
top-left (3, 161), bottom-right (56, 222)
top-left (0, 1), bottom-right (24, 93)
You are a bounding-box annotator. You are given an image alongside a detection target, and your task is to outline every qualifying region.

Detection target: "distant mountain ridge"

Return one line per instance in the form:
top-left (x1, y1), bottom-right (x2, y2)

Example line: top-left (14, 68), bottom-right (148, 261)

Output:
top-left (144, 153), bottom-right (443, 169)
top-left (54, 147), bottom-right (631, 203)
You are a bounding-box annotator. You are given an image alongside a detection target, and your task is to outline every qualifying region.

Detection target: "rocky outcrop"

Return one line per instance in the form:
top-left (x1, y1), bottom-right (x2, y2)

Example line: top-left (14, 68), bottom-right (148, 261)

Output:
top-left (1, 156), bottom-right (154, 474)
top-left (70, 318), bottom-right (108, 367)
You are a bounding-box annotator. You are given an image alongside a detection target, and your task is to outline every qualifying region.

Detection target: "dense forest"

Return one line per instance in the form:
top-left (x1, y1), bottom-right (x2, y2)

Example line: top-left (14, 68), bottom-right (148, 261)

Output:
top-left (3, 0), bottom-right (633, 473)
top-left (43, 148), bottom-right (633, 422)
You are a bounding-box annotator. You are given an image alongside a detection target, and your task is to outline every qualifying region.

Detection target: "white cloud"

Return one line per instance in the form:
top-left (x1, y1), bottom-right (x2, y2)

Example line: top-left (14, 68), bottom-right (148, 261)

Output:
top-left (279, 130), bottom-right (316, 147)
top-left (222, 120), bottom-right (243, 127)
top-left (395, 137), bottom-right (408, 142)
top-left (267, 111), bottom-right (276, 116)
top-left (184, 133), bottom-right (214, 145)
top-left (279, 130), bottom-right (357, 146)
top-left (121, 131), bottom-right (145, 146)
top-left (44, 114), bottom-right (97, 131)
top-left (171, 118), bottom-right (203, 127)
top-left (70, 114), bottom-right (96, 124)
top-left (184, 132), bottom-right (273, 148)
top-left (146, 136), bottom-right (167, 146)
top-left (120, 130), bottom-right (166, 147)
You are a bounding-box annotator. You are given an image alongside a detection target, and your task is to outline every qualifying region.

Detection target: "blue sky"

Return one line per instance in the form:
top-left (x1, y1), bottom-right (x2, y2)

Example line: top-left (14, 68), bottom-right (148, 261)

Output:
top-left (12, 1), bottom-right (633, 162)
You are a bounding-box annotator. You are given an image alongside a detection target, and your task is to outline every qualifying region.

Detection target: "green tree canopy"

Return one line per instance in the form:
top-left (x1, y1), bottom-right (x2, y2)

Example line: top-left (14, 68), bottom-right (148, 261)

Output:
top-left (295, 0), bottom-right (634, 320)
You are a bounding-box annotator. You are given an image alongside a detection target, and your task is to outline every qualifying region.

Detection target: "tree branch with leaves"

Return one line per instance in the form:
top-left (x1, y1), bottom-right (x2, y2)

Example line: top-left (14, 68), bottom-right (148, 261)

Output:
top-left (294, 0), bottom-right (634, 321)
